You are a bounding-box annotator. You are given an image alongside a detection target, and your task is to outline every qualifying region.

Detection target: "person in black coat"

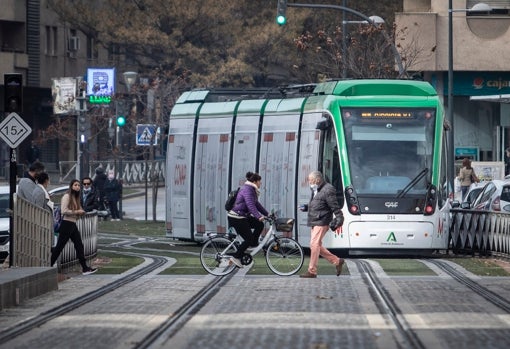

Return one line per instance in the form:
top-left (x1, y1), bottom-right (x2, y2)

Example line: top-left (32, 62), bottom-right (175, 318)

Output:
top-left (80, 176), bottom-right (100, 212)
top-left (93, 166), bottom-right (107, 209)
top-left (103, 170), bottom-right (122, 221)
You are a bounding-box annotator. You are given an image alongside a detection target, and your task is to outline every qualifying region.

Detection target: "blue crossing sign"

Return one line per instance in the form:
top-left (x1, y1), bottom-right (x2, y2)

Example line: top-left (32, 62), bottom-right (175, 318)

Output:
top-left (136, 124), bottom-right (158, 146)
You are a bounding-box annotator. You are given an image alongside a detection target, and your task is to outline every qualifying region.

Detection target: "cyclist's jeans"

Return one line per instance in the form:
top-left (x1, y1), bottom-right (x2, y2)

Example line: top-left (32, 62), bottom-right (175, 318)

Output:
top-left (308, 225), bottom-right (340, 275)
top-left (228, 216), bottom-right (264, 258)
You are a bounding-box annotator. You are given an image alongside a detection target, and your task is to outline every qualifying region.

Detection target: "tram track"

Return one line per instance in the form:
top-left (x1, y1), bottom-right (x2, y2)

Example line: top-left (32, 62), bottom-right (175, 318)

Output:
top-left (427, 259), bottom-right (510, 313)
top-left (356, 259), bottom-right (426, 349)
top-left (0, 251), bottom-right (168, 343)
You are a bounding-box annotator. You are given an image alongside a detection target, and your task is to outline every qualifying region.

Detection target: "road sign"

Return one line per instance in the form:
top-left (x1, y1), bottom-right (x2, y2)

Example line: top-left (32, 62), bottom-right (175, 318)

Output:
top-left (0, 112), bottom-right (32, 148)
top-left (136, 124), bottom-right (158, 146)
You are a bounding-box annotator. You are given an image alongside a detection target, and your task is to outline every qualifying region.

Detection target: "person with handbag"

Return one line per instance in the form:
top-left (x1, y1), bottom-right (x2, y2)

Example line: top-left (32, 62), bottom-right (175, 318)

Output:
top-left (458, 158), bottom-right (480, 200)
top-left (299, 171), bottom-right (345, 278)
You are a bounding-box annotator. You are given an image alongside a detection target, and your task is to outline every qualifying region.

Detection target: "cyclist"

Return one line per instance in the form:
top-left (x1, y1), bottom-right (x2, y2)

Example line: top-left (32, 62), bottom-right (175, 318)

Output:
top-left (227, 171), bottom-right (269, 267)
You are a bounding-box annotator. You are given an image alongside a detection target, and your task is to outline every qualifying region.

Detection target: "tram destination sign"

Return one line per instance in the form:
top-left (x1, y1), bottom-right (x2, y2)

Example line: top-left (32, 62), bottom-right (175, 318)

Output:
top-left (0, 112), bottom-right (32, 148)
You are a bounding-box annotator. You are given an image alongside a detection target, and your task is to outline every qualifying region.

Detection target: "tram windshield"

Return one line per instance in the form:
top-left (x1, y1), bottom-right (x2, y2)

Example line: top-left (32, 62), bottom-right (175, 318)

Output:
top-left (342, 107), bottom-right (435, 196)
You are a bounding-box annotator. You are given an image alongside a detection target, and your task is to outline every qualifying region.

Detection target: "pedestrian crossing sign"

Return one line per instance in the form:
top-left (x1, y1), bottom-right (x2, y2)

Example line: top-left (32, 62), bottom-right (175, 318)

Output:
top-left (136, 124), bottom-right (159, 146)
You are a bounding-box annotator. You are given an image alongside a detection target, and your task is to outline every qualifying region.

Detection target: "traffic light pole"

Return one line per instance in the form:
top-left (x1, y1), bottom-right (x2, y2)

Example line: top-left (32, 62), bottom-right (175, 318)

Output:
top-left (285, 2), bottom-right (406, 78)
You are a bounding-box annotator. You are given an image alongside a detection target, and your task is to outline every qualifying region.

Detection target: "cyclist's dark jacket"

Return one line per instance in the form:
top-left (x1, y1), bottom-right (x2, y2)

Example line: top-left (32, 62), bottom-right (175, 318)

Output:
top-left (307, 182), bottom-right (342, 227)
top-left (229, 181), bottom-right (268, 220)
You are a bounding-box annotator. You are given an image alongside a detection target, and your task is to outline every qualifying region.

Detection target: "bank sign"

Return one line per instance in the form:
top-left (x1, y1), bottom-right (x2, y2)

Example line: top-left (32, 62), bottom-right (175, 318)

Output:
top-left (444, 72), bottom-right (510, 96)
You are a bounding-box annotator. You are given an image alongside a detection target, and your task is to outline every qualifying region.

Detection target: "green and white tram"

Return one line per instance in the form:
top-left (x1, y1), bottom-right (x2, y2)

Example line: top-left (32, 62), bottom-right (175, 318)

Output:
top-left (166, 79), bottom-right (451, 254)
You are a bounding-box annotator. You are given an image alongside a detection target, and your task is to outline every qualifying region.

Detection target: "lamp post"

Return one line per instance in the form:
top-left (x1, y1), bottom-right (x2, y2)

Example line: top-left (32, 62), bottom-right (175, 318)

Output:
top-left (288, 2), bottom-right (406, 78)
top-left (121, 71), bottom-right (138, 220)
top-left (342, 15), bottom-right (385, 78)
top-left (447, 2), bottom-right (491, 183)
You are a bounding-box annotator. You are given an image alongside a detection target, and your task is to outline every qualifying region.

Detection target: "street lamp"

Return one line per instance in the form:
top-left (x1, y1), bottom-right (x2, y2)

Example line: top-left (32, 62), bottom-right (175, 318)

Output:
top-left (288, 2), bottom-right (406, 77)
top-left (342, 15), bottom-right (386, 78)
top-left (119, 71), bottom-right (138, 219)
top-left (447, 2), bottom-right (491, 183)
top-left (123, 71), bottom-right (138, 92)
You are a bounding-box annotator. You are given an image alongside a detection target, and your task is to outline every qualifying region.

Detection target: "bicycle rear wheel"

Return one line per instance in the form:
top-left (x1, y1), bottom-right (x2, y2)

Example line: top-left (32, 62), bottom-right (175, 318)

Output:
top-left (265, 237), bottom-right (304, 276)
top-left (200, 237), bottom-right (238, 276)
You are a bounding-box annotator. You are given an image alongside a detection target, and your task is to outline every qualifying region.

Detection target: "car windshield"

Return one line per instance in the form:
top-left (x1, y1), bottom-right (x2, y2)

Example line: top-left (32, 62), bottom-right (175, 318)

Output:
top-left (0, 193), bottom-right (9, 218)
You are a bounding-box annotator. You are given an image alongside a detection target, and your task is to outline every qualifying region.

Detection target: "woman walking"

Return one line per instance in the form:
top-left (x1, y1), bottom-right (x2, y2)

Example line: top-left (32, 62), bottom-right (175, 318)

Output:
top-left (50, 179), bottom-right (97, 275)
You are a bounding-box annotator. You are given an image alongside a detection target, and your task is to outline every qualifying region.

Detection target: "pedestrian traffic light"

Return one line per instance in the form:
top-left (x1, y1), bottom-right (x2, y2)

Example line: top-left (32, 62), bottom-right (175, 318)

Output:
top-left (4, 73), bottom-right (23, 113)
top-left (116, 115), bottom-right (126, 127)
top-left (276, 0), bottom-right (287, 26)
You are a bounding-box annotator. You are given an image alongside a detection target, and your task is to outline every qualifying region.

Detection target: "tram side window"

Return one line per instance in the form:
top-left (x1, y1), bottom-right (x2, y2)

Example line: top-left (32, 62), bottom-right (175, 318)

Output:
top-left (322, 128), bottom-right (344, 207)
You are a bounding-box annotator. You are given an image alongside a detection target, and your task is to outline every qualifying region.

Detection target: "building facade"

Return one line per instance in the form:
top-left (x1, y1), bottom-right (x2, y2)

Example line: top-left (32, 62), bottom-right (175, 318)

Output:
top-left (397, 0), bottom-right (510, 166)
top-left (0, 0), bottom-right (127, 178)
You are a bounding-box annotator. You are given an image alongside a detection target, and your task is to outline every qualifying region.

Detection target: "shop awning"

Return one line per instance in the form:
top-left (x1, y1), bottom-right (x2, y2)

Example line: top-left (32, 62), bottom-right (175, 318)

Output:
top-left (470, 94), bottom-right (510, 103)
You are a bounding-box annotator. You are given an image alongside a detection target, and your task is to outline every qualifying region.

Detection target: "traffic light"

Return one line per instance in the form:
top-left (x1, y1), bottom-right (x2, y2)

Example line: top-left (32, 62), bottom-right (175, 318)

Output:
top-left (4, 74), bottom-right (23, 113)
top-left (116, 115), bottom-right (126, 127)
top-left (78, 114), bottom-right (88, 143)
top-left (276, 0), bottom-right (287, 26)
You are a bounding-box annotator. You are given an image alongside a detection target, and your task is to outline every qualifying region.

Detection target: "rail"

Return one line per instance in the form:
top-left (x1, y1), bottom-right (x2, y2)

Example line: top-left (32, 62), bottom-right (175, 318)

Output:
top-left (449, 208), bottom-right (510, 258)
top-left (12, 195), bottom-right (97, 271)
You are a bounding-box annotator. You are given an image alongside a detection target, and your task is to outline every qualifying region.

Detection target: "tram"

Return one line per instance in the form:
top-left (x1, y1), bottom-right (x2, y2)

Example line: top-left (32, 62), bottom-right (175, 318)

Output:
top-left (165, 79), bottom-right (452, 254)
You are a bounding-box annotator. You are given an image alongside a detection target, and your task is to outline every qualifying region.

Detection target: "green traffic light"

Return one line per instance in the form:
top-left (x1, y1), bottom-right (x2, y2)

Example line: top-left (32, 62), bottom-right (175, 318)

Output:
top-left (276, 15), bottom-right (287, 26)
top-left (116, 115), bottom-right (126, 127)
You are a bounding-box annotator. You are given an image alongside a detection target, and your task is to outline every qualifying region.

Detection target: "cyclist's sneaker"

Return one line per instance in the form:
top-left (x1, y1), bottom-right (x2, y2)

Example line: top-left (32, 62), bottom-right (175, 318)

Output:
top-left (229, 257), bottom-right (243, 268)
top-left (82, 267), bottom-right (97, 275)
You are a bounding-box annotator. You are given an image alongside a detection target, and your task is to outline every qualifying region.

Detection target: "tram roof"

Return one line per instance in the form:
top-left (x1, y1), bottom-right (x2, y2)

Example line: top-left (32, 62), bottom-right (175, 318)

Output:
top-left (175, 79), bottom-right (437, 105)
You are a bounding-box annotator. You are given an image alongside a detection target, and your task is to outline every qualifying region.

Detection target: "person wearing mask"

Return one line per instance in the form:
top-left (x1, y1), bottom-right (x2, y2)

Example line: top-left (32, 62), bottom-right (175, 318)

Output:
top-left (227, 171), bottom-right (269, 268)
top-left (32, 171), bottom-right (54, 213)
top-left (103, 170), bottom-right (122, 221)
top-left (17, 161), bottom-right (45, 203)
top-left (50, 179), bottom-right (97, 275)
top-left (80, 176), bottom-right (99, 212)
top-left (299, 171), bottom-right (345, 278)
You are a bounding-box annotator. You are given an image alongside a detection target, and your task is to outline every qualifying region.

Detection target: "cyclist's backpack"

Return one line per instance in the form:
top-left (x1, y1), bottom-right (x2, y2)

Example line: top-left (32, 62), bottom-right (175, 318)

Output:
top-left (53, 206), bottom-right (63, 232)
top-left (224, 187), bottom-right (240, 211)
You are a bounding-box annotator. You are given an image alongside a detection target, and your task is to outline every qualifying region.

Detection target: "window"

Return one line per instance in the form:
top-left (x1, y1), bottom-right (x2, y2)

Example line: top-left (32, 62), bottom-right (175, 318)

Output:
top-left (45, 26), bottom-right (58, 55)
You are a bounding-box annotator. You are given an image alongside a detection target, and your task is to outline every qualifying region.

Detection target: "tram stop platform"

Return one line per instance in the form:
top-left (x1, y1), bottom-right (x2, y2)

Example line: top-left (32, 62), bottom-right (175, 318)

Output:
top-left (0, 267), bottom-right (57, 311)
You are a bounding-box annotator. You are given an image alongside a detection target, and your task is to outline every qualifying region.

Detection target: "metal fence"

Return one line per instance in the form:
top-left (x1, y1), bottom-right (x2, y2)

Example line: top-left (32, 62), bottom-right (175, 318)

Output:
top-left (449, 209), bottom-right (510, 258)
top-left (13, 195), bottom-right (97, 271)
top-left (58, 159), bottom-right (165, 185)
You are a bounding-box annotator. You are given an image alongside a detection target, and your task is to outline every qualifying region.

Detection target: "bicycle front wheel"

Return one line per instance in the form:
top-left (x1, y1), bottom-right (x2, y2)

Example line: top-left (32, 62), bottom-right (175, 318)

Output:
top-left (200, 237), bottom-right (238, 276)
top-left (265, 237), bottom-right (304, 276)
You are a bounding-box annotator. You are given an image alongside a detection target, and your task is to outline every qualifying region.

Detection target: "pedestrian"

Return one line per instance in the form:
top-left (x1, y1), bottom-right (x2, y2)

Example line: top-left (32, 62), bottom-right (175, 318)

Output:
top-left (80, 176), bottom-right (100, 212)
top-left (299, 171), bottom-right (345, 278)
top-left (17, 161), bottom-right (45, 202)
top-left (93, 166), bottom-right (107, 209)
top-left (457, 157), bottom-right (479, 200)
top-left (26, 140), bottom-right (40, 166)
top-left (32, 171), bottom-right (54, 213)
top-left (103, 170), bottom-right (122, 221)
top-left (50, 179), bottom-right (97, 275)
top-left (227, 171), bottom-right (269, 268)
top-left (505, 147), bottom-right (510, 177)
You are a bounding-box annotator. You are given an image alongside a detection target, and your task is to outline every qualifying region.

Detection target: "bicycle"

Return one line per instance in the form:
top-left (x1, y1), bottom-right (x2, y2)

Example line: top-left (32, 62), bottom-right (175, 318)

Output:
top-left (200, 215), bottom-right (304, 276)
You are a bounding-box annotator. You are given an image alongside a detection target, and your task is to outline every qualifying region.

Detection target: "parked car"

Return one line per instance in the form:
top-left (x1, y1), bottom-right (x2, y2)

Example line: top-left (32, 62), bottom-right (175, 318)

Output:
top-left (469, 180), bottom-right (510, 212)
top-left (0, 186), bottom-right (10, 263)
top-left (463, 184), bottom-right (484, 205)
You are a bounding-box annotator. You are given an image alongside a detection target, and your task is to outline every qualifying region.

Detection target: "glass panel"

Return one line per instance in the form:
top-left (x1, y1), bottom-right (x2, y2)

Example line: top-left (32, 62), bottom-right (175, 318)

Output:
top-left (343, 107), bottom-right (435, 195)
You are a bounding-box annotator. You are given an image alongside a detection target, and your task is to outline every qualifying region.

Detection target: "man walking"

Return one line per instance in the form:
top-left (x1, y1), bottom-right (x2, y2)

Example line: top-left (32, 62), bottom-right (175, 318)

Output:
top-left (300, 171), bottom-right (345, 278)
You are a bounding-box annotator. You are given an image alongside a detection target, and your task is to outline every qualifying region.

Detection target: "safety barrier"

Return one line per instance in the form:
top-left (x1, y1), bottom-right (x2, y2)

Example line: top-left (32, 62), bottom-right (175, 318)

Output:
top-left (449, 209), bottom-right (510, 258)
top-left (58, 160), bottom-right (165, 184)
top-left (13, 194), bottom-right (53, 267)
top-left (12, 195), bottom-right (97, 271)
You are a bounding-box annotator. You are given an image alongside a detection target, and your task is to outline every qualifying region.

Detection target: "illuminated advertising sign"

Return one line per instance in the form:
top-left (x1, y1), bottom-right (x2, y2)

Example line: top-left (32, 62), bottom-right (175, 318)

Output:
top-left (86, 68), bottom-right (115, 103)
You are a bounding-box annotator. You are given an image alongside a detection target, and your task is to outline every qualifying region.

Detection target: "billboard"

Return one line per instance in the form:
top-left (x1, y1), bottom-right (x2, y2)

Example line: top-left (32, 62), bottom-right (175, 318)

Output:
top-left (86, 68), bottom-right (115, 103)
top-left (51, 77), bottom-right (77, 114)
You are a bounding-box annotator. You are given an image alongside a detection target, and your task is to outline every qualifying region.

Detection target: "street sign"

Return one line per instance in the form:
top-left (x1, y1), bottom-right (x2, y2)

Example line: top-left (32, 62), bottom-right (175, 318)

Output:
top-left (0, 112), bottom-right (32, 148)
top-left (136, 124), bottom-right (158, 146)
